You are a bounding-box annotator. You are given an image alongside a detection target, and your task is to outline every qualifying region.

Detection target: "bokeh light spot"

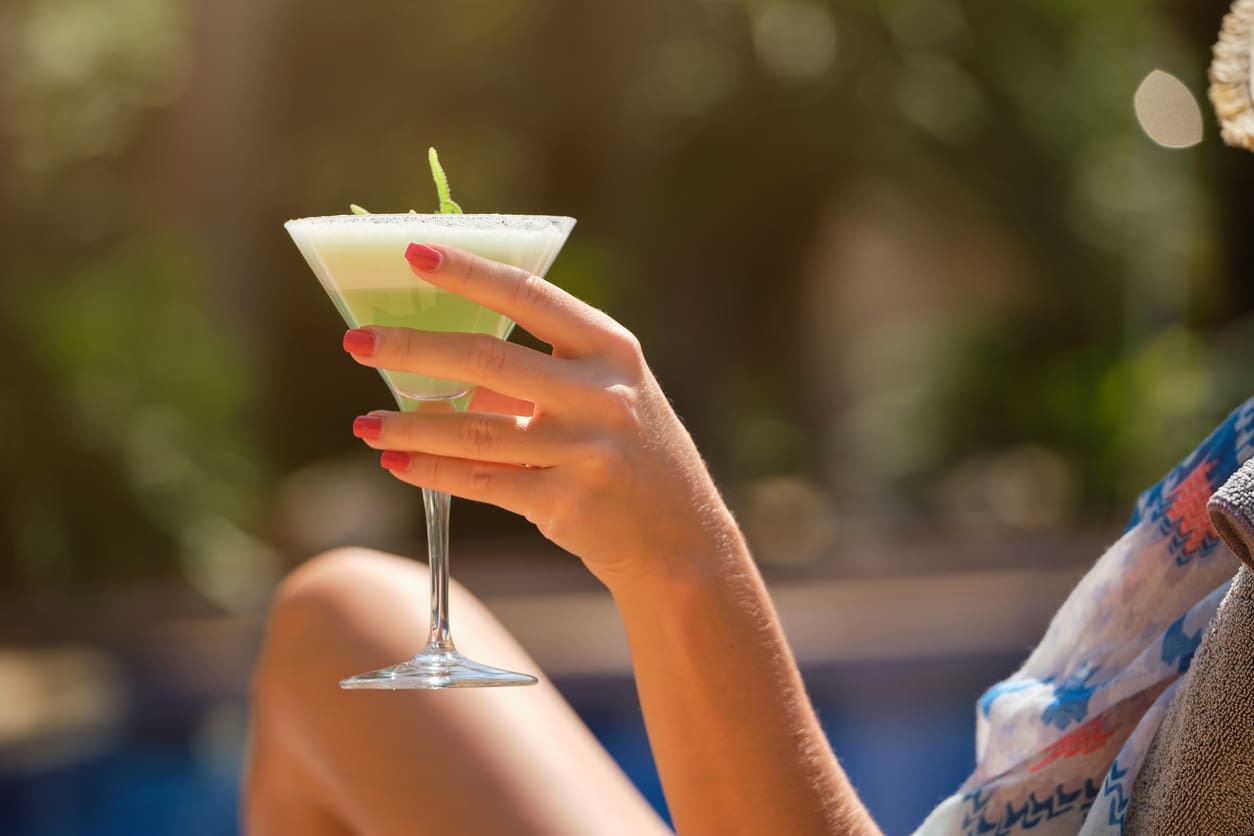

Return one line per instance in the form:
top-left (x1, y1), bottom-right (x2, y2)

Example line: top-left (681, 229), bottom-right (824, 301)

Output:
top-left (1133, 69), bottom-right (1203, 149)
top-left (896, 51), bottom-right (983, 140)
top-left (752, 2), bottom-right (838, 82)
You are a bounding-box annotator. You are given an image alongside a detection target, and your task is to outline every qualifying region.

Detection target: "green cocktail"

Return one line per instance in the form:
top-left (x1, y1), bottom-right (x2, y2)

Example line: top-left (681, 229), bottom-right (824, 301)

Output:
top-left (286, 213), bottom-right (574, 406)
top-left (338, 287), bottom-right (510, 400)
top-left (285, 211), bottom-right (575, 689)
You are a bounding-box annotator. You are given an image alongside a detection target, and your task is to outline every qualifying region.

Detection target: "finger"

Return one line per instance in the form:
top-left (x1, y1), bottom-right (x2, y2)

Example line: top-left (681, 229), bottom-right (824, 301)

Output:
top-left (469, 387), bottom-right (534, 417)
top-left (379, 451), bottom-right (546, 519)
top-left (344, 326), bottom-right (584, 405)
top-left (404, 243), bottom-right (626, 358)
top-left (353, 411), bottom-right (564, 467)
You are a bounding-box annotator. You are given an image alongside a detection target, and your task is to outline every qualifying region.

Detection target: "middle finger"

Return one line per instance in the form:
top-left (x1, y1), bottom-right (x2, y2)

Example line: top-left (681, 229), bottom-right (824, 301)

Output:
top-left (345, 326), bottom-right (586, 406)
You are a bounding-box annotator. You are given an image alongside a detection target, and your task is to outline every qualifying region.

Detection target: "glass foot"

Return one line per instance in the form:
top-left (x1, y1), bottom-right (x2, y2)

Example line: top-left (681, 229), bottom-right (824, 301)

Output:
top-left (339, 644), bottom-right (538, 690)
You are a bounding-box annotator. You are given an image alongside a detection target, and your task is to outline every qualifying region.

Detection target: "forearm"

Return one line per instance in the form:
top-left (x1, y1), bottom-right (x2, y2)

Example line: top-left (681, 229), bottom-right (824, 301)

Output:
top-left (611, 522), bottom-right (880, 836)
top-left (353, 246), bottom-right (877, 832)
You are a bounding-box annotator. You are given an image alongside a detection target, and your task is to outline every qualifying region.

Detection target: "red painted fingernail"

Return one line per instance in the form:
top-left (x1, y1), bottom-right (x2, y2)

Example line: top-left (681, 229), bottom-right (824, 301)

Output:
top-left (405, 242), bottom-right (443, 272)
top-left (380, 450), bottom-right (411, 471)
top-left (353, 415), bottom-right (383, 440)
top-left (343, 328), bottom-right (377, 356)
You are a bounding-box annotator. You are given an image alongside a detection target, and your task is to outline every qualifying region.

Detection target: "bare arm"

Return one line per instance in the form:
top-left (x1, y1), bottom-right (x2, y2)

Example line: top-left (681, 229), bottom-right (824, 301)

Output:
top-left (345, 242), bottom-right (881, 835)
top-left (613, 527), bottom-right (880, 835)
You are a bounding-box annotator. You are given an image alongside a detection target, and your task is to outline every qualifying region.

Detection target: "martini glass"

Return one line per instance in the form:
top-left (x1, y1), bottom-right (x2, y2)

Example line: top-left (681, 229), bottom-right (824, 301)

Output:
top-left (285, 213), bottom-right (575, 688)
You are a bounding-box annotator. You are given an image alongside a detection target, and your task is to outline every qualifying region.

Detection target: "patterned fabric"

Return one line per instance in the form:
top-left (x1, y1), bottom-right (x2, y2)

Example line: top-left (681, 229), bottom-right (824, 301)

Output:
top-left (914, 397), bottom-right (1254, 835)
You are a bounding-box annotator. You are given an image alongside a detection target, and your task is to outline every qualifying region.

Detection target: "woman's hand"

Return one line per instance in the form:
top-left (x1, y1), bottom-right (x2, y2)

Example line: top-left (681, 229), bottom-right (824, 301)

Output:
top-left (343, 242), bottom-right (744, 591)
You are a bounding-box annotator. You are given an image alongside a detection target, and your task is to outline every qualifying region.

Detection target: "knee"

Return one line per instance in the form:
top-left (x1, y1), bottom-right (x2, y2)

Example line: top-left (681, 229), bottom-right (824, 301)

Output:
top-left (275, 547), bottom-right (414, 619)
top-left (269, 548), bottom-right (400, 635)
top-left (271, 546), bottom-right (426, 640)
top-left (252, 549), bottom-right (412, 696)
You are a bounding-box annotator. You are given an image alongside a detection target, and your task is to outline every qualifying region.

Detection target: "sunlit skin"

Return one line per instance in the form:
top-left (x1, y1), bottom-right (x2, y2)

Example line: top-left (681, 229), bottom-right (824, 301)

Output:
top-left (247, 243), bottom-right (882, 836)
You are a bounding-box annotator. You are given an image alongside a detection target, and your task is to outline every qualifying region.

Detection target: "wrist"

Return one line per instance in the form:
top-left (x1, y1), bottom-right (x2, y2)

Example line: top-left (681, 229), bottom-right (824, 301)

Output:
top-left (605, 509), bottom-right (756, 607)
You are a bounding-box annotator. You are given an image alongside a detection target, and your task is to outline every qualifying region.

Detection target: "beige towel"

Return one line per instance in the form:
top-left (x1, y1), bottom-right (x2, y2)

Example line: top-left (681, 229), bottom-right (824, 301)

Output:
top-left (1123, 461), bottom-right (1254, 834)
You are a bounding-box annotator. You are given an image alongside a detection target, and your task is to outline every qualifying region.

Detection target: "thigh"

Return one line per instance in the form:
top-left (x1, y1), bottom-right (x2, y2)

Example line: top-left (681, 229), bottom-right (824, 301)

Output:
top-left (249, 548), bottom-right (671, 836)
top-left (245, 730), bottom-right (354, 836)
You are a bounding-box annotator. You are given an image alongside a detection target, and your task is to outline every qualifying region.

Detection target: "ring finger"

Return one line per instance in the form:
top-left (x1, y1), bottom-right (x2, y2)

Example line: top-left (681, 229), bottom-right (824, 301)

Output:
top-left (344, 326), bottom-right (588, 407)
top-left (353, 410), bottom-right (564, 467)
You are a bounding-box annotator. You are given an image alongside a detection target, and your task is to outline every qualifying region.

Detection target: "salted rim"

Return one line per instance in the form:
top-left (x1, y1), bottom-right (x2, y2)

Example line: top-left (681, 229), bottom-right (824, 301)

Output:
top-left (285, 213), bottom-right (576, 232)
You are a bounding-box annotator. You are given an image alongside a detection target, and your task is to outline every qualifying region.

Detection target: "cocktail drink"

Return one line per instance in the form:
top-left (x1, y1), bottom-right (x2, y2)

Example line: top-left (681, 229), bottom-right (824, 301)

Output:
top-left (288, 214), bottom-right (573, 403)
top-left (286, 213), bottom-right (575, 687)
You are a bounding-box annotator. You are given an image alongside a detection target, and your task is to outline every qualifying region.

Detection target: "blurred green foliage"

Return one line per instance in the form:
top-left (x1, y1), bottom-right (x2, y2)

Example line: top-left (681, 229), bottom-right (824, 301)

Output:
top-left (1, 0), bottom-right (1252, 588)
top-left (30, 242), bottom-right (262, 527)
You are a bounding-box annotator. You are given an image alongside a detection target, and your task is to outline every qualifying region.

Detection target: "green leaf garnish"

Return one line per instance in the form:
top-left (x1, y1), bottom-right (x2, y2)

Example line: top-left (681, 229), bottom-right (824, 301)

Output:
top-left (348, 147), bottom-right (463, 215)
top-left (428, 147), bottom-right (463, 214)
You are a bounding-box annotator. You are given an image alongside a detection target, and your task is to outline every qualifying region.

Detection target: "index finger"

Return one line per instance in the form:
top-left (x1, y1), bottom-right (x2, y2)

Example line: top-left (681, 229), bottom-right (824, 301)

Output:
top-left (404, 242), bottom-right (622, 358)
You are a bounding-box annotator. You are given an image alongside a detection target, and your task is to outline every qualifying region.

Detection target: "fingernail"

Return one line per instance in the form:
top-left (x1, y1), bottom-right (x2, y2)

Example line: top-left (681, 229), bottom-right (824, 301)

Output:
top-left (343, 328), bottom-right (377, 356)
top-left (380, 450), bottom-right (411, 471)
top-left (353, 415), bottom-right (384, 440)
top-left (405, 242), bottom-right (443, 272)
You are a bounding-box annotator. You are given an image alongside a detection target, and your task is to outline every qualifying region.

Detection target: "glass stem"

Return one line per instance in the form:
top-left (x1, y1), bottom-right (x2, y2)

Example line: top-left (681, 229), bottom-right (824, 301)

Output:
top-left (423, 487), bottom-right (454, 649)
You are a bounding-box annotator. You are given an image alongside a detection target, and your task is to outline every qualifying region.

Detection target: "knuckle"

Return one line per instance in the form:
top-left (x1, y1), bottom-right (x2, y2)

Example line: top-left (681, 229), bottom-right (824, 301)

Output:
top-left (592, 324), bottom-right (647, 383)
top-left (468, 463), bottom-right (495, 496)
top-left (458, 413), bottom-right (496, 454)
top-left (512, 272), bottom-right (552, 313)
top-left (596, 383), bottom-right (642, 432)
top-left (535, 490), bottom-right (580, 538)
top-left (467, 335), bottom-right (508, 379)
top-left (461, 253), bottom-right (493, 288)
top-left (605, 325), bottom-right (644, 366)
top-left (396, 328), bottom-right (424, 365)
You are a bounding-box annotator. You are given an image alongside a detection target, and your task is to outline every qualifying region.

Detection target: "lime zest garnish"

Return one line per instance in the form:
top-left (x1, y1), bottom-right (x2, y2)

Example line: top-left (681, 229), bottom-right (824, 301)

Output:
top-left (428, 147), bottom-right (463, 214)
top-left (350, 204), bottom-right (371, 215)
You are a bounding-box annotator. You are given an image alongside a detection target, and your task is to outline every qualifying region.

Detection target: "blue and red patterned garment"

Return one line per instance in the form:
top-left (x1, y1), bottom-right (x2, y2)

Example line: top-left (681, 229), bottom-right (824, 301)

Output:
top-left (915, 397), bottom-right (1254, 835)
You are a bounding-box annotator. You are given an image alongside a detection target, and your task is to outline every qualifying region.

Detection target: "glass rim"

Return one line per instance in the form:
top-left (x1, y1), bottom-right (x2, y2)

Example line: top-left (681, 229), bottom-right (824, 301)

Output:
top-left (285, 213), bottom-right (576, 229)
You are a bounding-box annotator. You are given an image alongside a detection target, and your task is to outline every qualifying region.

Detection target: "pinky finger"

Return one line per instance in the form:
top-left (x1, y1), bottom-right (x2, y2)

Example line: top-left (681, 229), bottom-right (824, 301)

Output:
top-left (380, 450), bottom-right (544, 518)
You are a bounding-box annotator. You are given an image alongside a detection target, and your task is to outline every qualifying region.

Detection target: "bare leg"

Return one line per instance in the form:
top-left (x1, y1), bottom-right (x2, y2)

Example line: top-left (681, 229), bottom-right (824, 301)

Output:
top-left (245, 548), bottom-right (671, 836)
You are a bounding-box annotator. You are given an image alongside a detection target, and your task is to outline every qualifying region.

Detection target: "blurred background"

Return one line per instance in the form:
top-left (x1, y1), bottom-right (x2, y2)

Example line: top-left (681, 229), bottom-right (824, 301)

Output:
top-left (1, 0), bottom-right (1253, 832)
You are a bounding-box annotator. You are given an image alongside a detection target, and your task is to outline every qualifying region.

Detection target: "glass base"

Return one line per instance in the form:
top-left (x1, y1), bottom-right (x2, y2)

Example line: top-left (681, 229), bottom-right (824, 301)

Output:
top-left (339, 644), bottom-right (538, 690)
